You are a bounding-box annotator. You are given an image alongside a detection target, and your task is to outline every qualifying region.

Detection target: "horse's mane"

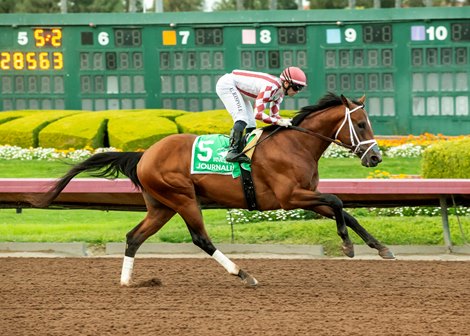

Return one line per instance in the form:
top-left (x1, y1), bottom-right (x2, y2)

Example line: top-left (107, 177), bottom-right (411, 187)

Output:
top-left (291, 92), bottom-right (345, 126)
top-left (263, 92), bottom-right (347, 132)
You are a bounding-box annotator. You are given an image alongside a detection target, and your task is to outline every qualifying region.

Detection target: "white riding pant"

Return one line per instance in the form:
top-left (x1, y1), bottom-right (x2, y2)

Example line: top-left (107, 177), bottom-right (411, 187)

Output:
top-left (216, 74), bottom-right (257, 129)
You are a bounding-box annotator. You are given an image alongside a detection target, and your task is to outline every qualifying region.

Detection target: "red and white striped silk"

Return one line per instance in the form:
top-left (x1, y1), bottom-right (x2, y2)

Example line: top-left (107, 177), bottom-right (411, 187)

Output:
top-left (231, 70), bottom-right (284, 125)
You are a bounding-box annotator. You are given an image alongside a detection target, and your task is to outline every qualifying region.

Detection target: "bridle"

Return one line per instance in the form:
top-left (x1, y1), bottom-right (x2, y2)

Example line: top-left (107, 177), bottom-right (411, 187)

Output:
top-left (333, 104), bottom-right (378, 160)
top-left (289, 104), bottom-right (378, 160)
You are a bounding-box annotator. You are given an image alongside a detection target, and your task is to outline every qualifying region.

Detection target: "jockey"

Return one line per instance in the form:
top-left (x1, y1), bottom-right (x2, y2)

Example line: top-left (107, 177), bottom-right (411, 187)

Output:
top-left (216, 66), bottom-right (307, 163)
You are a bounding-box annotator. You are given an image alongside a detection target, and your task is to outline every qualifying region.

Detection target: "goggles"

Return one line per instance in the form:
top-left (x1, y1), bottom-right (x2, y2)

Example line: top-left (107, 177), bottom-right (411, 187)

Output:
top-left (290, 83), bottom-right (304, 92)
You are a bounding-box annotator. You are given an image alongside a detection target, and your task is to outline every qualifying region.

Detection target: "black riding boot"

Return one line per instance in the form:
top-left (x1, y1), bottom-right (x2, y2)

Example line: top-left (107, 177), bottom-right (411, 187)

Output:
top-left (246, 127), bottom-right (256, 135)
top-left (225, 129), bottom-right (251, 163)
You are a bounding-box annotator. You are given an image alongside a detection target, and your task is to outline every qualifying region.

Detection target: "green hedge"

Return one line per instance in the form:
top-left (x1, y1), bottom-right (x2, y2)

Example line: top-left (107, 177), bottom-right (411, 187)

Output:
top-left (176, 110), bottom-right (234, 135)
top-left (108, 111), bottom-right (178, 150)
top-left (39, 109), bottom-right (182, 150)
top-left (421, 138), bottom-right (470, 178)
top-left (0, 111), bottom-right (35, 125)
top-left (39, 112), bottom-right (111, 149)
top-left (128, 109), bottom-right (188, 121)
top-left (0, 111), bottom-right (79, 147)
top-left (280, 110), bottom-right (298, 118)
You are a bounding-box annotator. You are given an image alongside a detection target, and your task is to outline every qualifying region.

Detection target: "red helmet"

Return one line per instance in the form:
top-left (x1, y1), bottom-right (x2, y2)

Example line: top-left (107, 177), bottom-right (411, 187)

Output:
top-left (280, 67), bottom-right (307, 87)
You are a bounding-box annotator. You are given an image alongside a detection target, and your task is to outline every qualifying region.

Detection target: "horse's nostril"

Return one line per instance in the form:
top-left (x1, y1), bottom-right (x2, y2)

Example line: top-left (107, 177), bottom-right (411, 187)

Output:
top-left (370, 155), bottom-right (381, 165)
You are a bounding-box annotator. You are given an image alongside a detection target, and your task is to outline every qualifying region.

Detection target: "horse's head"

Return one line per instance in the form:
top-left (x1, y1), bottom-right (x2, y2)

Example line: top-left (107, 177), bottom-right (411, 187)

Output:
top-left (290, 92), bottom-right (382, 167)
top-left (335, 94), bottom-right (382, 167)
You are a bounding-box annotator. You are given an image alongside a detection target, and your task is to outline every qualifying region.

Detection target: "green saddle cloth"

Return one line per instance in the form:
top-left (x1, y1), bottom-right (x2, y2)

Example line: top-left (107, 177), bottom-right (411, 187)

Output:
top-left (190, 134), bottom-right (251, 178)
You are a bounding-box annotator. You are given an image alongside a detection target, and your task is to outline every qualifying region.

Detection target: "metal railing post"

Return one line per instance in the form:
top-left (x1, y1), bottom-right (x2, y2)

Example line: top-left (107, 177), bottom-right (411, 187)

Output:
top-left (439, 196), bottom-right (453, 252)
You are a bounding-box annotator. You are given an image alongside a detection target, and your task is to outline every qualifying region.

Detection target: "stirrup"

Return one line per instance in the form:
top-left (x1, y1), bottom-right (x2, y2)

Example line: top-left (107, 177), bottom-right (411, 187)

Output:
top-left (226, 152), bottom-right (251, 163)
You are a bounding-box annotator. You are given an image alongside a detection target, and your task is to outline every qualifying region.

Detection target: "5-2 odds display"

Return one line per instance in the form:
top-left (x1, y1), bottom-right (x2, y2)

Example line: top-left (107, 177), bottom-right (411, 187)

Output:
top-left (0, 28), bottom-right (64, 71)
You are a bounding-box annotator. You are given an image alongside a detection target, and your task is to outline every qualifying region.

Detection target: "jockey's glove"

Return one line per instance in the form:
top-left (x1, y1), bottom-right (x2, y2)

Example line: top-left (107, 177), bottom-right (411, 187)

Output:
top-left (276, 118), bottom-right (292, 127)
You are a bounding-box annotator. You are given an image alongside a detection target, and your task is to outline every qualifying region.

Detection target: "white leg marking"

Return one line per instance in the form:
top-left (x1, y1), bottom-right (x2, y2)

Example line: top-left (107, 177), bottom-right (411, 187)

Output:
top-left (212, 250), bottom-right (240, 275)
top-left (120, 256), bottom-right (134, 286)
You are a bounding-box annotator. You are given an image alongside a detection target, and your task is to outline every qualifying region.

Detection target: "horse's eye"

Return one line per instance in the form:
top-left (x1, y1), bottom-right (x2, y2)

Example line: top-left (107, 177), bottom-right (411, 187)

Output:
top-left (358, 121), bottom-right (367, 130)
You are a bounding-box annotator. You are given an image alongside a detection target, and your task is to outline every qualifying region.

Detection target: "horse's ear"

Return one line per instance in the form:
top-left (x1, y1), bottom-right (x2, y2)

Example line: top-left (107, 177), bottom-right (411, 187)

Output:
top-left (358, 95), bottom-right (366, 104)
top-left (340, 94), bottom-right (350, 109)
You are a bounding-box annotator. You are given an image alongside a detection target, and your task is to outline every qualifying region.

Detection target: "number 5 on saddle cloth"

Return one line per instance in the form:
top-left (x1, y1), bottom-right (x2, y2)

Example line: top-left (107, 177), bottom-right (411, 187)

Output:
top-left (190, 130), bottom-right (263, 210)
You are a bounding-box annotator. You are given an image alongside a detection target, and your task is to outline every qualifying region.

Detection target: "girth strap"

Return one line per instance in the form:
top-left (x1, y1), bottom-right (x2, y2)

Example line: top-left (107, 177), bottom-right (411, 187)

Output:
top-left (239, 164), bottom-right (258, 211)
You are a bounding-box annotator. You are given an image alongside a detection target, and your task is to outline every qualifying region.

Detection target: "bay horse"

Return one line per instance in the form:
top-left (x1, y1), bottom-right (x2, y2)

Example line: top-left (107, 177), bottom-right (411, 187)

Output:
top-left (29, 92), bottom-right (395, 287)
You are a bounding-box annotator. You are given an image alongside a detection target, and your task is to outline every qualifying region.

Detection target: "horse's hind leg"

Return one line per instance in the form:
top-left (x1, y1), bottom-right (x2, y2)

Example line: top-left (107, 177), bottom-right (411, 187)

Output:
top-left (120, 193), bottom-right (176, 286)
top-left (181, 205), bottom-right (258, 286)
top-left (342, 211), bottom-right (395, 259)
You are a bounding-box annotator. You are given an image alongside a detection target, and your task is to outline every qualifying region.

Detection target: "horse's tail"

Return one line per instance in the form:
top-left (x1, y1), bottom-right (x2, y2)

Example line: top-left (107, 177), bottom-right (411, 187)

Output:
top-left (29, 152), bottom-right (144, 208)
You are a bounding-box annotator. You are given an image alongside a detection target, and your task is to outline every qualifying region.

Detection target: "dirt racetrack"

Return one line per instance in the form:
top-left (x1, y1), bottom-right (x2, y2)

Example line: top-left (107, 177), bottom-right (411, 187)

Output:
top-left (1, 257), bottom-right (469, 336)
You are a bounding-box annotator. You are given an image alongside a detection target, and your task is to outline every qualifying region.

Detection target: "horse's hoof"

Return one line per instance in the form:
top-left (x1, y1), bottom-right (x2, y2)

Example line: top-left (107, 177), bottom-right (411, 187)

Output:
top-left (379, 247), bottom-right (396, 260)
top-left (238, 269), bottom-right (258, 286)
top-left (342, 243), bottom-right (355, 258)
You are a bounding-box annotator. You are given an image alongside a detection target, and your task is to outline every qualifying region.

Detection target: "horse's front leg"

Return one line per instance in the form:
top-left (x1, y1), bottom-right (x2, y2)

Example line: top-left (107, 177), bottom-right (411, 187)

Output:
top-left (288, 190), bottom-right (354, 258)
top-left (321, 194), bottom-right (354, 258)
top-left (343, 211), bottom-right (395, 259)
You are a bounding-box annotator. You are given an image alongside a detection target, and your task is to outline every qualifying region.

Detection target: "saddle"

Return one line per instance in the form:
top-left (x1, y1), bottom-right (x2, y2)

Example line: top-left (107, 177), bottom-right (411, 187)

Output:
top-left (241, 129), bottom-right (263, 160)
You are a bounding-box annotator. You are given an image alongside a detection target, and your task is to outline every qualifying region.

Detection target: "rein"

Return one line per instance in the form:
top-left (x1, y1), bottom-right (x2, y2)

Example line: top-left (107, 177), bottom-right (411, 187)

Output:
top-left (239, 104), bottom-right (377, 159)
top-left (235, 127), bottom-right (283, 158)
top-left (238, 123), bottom-right (349, 158)
top-left (287, 125), bottom-right (353, 150)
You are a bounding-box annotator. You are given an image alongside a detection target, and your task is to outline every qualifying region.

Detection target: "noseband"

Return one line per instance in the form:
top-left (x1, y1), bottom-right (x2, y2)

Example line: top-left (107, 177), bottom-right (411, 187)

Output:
top-left (333, 105), bottom-right (378, 160)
